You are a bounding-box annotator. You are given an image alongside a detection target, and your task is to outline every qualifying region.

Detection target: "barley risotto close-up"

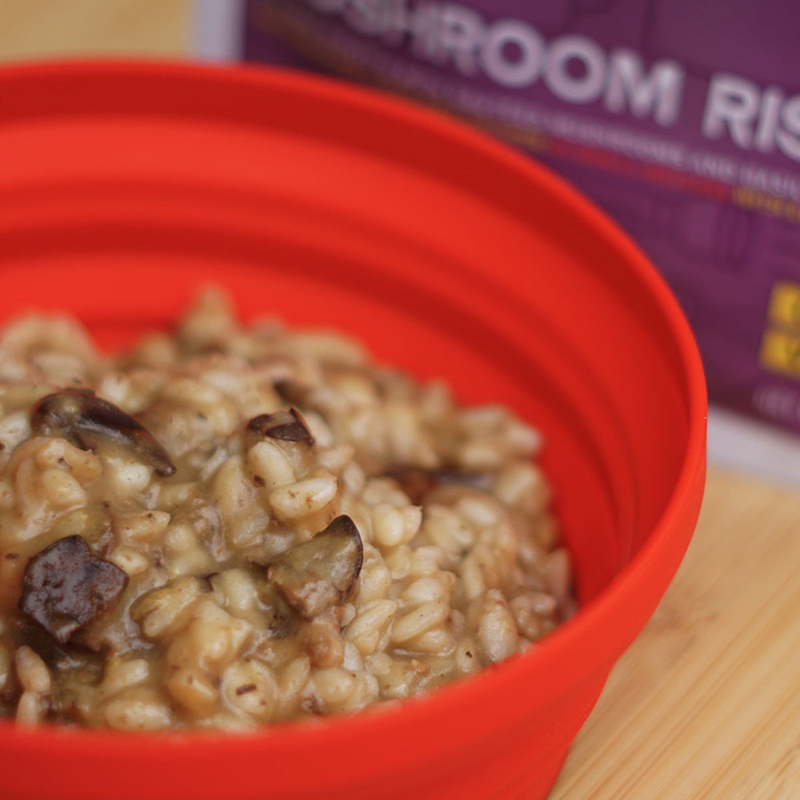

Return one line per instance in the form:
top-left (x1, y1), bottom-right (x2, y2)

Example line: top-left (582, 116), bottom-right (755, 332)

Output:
top-left (0, 290), bottom-right (573, 730)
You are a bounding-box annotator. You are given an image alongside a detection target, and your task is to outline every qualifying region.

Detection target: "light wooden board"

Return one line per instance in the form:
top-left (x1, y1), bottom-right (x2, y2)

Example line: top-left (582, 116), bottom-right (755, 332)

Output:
top-left (0, 0), bottom-right (190, 62)
top-left (1, 5), bottom-right (798, 798)
top-left (550, 469), bottom-right (800, 800)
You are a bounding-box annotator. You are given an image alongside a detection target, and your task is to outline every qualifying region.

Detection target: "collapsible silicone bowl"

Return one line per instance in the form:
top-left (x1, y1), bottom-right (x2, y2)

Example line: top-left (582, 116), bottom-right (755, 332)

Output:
top-left (0, 61), bottom-right (706, 800)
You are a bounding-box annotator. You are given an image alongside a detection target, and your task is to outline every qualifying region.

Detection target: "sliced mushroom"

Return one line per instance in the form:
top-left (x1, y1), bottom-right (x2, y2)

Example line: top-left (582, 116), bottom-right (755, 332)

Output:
top-left (248, 580), bottom-right (297, 641)
top-left (244, 408), bottom-right (315, 451)
top-left (31, 389), bottom-right (176, 476)
top-left (265, 515), bottom-right (362, 619)
top-left (19, 535), bottom-right (129, 645)
top-left (383, 465), bottom-right (491, 505)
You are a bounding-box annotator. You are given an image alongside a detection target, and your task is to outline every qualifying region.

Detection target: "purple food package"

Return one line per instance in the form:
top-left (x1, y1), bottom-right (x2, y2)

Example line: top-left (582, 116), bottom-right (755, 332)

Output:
top-left (201, 1), bottom-right (800, 454)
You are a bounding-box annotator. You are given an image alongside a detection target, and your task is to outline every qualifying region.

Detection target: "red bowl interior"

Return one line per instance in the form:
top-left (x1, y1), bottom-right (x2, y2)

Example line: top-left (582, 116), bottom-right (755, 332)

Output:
top-left (0, 61), bottom-right (706, 800)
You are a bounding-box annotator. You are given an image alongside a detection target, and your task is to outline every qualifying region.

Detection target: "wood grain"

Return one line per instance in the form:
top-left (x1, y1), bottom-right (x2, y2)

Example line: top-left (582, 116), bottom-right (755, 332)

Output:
top-left (550, 469), bottom-right (800, 800)
top-left (0, 5), bottom-right (798, 798)
top-left (0, 0), bottom-right (190, 62)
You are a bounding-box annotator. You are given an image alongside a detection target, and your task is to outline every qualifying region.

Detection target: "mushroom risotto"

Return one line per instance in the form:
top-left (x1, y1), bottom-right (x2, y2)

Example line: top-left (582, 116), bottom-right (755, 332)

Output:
top-left (0, 291), bottom-right (572, 730)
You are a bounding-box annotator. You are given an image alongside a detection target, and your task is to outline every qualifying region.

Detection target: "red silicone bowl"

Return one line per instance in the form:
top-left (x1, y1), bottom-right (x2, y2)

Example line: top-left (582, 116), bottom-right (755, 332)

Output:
top-left (0, 61), bottom-right (706, 800)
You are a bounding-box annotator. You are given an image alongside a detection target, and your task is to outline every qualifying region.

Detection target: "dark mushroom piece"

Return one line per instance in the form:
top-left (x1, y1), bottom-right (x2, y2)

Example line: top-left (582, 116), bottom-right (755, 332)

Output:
top-left (264, 515), bottom-right (363, 619)
top-left (19, 535), bottom-right (128, 645)
top-left (383, 465), bottom-right (492, 505)
top-left (31, 389), bottom-right (176, 477)
top-left (244, 408), bottom-right (315, 451)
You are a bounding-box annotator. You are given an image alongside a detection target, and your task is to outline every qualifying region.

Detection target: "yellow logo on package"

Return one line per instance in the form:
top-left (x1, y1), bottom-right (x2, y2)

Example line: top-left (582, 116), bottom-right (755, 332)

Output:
top-left (760, 330), bottom-right (800, 377)
top-left (761, 282), bottom-right (800, 377)
top-left (758, 281), bottom-right (800, 378)
top-left (767, 282), bottom-right (800, 333)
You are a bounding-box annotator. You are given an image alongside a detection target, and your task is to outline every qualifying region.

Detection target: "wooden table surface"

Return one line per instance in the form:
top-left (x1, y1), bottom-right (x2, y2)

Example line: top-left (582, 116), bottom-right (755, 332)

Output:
top-left (551, 469), bottom-right (800, 800)
top-left (1, 4), bottom-right (799, 798)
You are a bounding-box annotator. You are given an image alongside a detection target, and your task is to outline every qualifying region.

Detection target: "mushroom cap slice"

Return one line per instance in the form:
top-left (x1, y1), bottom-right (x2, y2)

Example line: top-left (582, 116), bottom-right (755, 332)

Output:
top-left (245, 408), bottom-right (315, 449)
top-left (266, 515), bottom-right (363, 619)
top-left (31, 389), bottom-right (176, 477)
